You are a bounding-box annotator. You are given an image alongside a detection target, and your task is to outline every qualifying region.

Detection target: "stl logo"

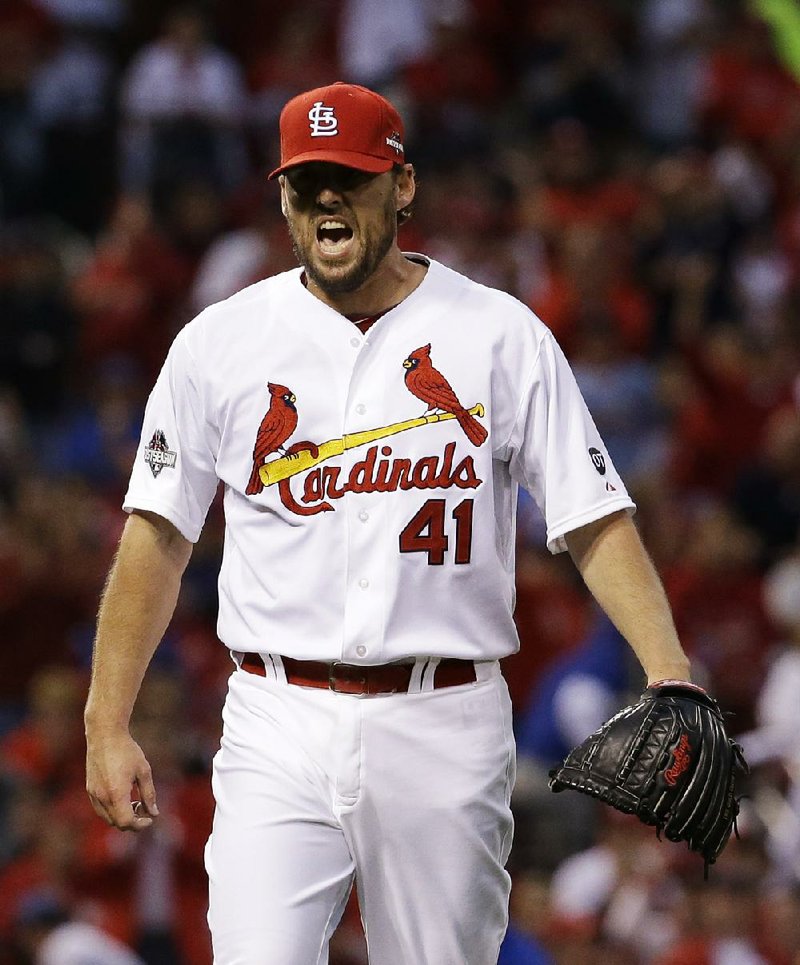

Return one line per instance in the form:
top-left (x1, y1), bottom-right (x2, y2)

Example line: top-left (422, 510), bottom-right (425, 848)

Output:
top-left (308, 101), bottom-right (338, 137)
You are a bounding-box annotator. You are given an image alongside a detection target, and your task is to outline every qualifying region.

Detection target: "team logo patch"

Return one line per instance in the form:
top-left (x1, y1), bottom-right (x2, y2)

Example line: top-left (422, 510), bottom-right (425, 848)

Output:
top-left (589, 447), bottom-right (606, 475)
top-left (144, 430), bottom-right (177, 477)
top-left (247, 345), bottom-right (488, 517)
top-left (386, 131), bottom-right (403, 154)
top-left (308, 101), bottom-right (338, 137)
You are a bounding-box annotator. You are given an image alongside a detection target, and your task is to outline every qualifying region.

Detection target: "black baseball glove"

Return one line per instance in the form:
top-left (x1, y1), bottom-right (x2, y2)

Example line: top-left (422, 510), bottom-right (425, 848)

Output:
top-left (548, 681), bottom-right (748, 873)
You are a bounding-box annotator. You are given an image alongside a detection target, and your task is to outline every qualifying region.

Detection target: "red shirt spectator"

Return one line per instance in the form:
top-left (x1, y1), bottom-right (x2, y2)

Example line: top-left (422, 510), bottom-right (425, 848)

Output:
top-left (702, 16), bottom-right (800, 148)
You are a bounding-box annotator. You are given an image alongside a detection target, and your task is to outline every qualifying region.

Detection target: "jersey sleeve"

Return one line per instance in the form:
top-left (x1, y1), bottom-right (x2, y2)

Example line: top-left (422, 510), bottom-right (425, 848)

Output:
top-left (123, 328), bottom-right (219, 542)
top-left (508, 331), bottom-right (635, 553)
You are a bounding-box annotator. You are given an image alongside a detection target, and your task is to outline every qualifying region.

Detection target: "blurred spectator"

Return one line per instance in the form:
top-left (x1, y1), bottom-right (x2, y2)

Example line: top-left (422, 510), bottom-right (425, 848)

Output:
top-left (400, 13), bottom-right (505, 168)
top-left (0, 387), bottom-right (32, 504)
top-left (634, 0), bottom-right (716, 149)
top-left (29, 20), bottom-right (116, 234)
top-left (733, 406), bottom-right (800, 564)
top-left (665, 500), bottom-right (772, 727)
top-left (515, 612), bottom-right (633, 772)
top-left (12, 889), bottom-right (144, 965)
top-left (663, 327), bottom-right (792, 494)
top-left (118, 6), bottom-right (248, 206)
top-left (160, 178), bottom-right (226, 277)
top-left (570, 314), bottom-right (666, 482)
top-left (499, 872), bottom-right (555, 965)
top-left (0, 671), bottom-right (216, 964)
top-left (0, 474), bottom-right (108, 704)
top-left (189, 193), bottom-right (295, 313)
top-left (777, 150), bottom-right (800, 284)
top-left (757, 882), bottom-right (800, 965)
top-left (125, 671), bottom-right (214, 964)
top-left (730, 222), bottom-right (792, 342)
top-left (0, 1), bottom-right (54, 218)
top-left (32, 0), bottom-right (124, 31)
top-left (642, 151), bottom-right (738, 350)
top-left (0, 223), bottom-right (76, 420)
top-left (548, 811), bottom-right (682, 963)
top-left (417, 160), bottom-right (519, 292)
top-left (701, 10), bottom-right (800, 150)
top-left (37, 355), bottom-right (145, 499)
top-left (654, 872), bottom-right (788, 965)
top-left (0, 787), bottom-right (79, 947)
top-left (523, 119), bottom-right (646, 246)
top-left (528, 222), bottom-right (654, 357)
top-left (70, 194), bottom-right (191, 378)
top-left (339, 0), bottom-right (463, 89)
top-left (247, 3), bottom-right (339, 140)
top-left (739, 553), bottom-right (800, 884)
top-left (711, 139), bottom-right (773, 230)
top-left (503, 538), bottom-right (590, 713)
top-left (0, 666), bottom-right (85, 793)
top-left (516, 1), bottom-right (632, 141)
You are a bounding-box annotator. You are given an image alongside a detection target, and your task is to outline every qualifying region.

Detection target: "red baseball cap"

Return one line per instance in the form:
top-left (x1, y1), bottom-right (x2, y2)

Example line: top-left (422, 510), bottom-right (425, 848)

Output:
top-left (268, 82), bottom-right (405, 179)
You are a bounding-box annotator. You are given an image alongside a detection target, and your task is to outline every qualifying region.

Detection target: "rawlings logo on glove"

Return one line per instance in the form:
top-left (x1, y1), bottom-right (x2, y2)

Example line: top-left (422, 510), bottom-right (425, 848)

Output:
top-left (548, 682), bottom-right (748, 874)
top-left (664, 733), bottom-right (691, 785)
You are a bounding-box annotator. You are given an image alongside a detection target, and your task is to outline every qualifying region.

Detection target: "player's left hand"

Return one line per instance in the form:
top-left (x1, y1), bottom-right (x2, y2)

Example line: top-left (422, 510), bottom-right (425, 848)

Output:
top-left (86, 729), bottom-right (160, 832)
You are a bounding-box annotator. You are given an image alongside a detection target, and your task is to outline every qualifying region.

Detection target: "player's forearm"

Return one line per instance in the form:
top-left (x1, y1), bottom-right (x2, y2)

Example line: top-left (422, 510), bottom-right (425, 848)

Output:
top-left (565, 511), bottom-right (691, 685)
top-left (85, 511), bottom-right (192, 736)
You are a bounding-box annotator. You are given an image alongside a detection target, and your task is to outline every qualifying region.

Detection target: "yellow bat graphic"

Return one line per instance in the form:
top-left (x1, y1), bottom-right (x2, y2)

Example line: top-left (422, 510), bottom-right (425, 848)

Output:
top-left (258, 404), bottom-right (485, 488)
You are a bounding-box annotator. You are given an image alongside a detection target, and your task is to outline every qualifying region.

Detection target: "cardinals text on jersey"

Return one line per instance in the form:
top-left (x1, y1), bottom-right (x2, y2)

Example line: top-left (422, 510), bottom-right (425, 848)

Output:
top-left (247, 344), bottom-right (488, 515)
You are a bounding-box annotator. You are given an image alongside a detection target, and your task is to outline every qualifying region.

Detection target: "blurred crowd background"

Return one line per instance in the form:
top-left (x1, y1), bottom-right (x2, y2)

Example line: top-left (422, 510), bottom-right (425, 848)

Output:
top-left (1, 0), bottom-right (799, 962)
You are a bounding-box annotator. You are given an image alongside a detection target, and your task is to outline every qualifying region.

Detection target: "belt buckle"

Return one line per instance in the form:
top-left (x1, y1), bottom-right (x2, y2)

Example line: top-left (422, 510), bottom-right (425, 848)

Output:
top-left (328, 661), bottom-right (369, 696)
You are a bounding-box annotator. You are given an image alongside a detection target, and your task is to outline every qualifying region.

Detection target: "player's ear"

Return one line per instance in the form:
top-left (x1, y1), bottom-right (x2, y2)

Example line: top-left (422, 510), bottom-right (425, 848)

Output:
top-left (394, 163), bottom-right (416, 213)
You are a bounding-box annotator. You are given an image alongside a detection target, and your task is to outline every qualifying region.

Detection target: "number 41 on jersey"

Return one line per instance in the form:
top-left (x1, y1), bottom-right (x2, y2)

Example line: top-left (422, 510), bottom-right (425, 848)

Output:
top-left (399, 498), bottom-right (474, 565)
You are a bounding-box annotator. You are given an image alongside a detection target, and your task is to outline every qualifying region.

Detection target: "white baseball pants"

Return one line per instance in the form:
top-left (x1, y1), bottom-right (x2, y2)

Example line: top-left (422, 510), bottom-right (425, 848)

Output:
top-left (205, 658), bottom-right (516, 964)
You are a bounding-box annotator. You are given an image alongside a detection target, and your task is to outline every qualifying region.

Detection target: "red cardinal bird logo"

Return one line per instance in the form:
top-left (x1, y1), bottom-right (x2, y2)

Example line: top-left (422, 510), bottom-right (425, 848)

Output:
top-left (246, 382), bottom-right (299, 495)
top-left (403, 344), bottom-right (488, 447)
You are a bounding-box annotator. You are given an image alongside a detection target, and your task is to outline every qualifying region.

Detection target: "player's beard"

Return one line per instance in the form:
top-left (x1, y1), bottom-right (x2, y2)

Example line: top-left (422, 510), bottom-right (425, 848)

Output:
top-left (289, 197), bottom-right (397, 297)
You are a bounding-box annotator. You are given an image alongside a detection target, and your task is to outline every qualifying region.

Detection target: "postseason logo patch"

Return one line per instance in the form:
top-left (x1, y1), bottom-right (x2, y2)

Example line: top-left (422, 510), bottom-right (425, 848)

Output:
top-left (144, 429), bottom-right (177, 478)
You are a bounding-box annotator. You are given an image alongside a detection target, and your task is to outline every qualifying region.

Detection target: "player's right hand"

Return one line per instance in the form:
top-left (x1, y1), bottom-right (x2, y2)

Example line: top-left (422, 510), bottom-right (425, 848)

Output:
top-left (85, 730), bottom-right (159, 832)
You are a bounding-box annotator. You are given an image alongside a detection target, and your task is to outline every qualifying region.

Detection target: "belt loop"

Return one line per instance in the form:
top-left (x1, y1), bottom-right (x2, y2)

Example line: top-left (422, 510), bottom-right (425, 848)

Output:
top-left (420, 657), bottom-right (440, 693)
top-left (407, 658), bottom-right (427, 694)
top-left (473, 660), bottom-right (499, 683)
top-left (267, 654), bottom-right (287, 684)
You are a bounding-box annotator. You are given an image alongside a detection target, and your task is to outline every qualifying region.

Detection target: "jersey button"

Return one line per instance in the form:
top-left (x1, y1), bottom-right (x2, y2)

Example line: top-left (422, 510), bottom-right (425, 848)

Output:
top-left (355, 403), bottom-right (366, 415)
top-left (358, 510), bottom-right (369, 522)
top-left (358, 578), bottom-right (369, 589)
top-left (350, 337), bottom-right (360, 348)
top-left (356, 645), bottom-right (367, 657)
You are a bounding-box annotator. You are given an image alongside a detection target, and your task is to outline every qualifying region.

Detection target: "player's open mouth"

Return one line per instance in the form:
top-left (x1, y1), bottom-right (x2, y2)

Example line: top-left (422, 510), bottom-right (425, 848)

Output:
top-left (316, 220), bottom-right (354, 256)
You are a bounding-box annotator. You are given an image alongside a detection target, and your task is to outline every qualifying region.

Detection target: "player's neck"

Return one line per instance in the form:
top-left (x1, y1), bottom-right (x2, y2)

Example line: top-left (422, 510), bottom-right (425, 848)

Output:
top-left (306, 249), bottom-right (427, 318)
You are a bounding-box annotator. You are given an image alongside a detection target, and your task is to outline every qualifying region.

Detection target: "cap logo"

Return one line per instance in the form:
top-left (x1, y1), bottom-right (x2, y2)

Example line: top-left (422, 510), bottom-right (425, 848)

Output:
top-left (386, 131), bottom-right (403, 154)
top-left (308, 100), bottom-right (338, 137)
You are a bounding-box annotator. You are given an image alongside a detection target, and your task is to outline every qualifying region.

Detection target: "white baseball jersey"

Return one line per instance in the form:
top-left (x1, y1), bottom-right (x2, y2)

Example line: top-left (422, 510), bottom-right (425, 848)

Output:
top-left (124, 255), bottom-right (633, 664)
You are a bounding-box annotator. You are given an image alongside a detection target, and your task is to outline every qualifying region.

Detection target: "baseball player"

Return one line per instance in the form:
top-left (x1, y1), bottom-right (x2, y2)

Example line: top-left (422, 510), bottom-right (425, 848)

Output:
top-left (85, 83), bottom-right (694, 964)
